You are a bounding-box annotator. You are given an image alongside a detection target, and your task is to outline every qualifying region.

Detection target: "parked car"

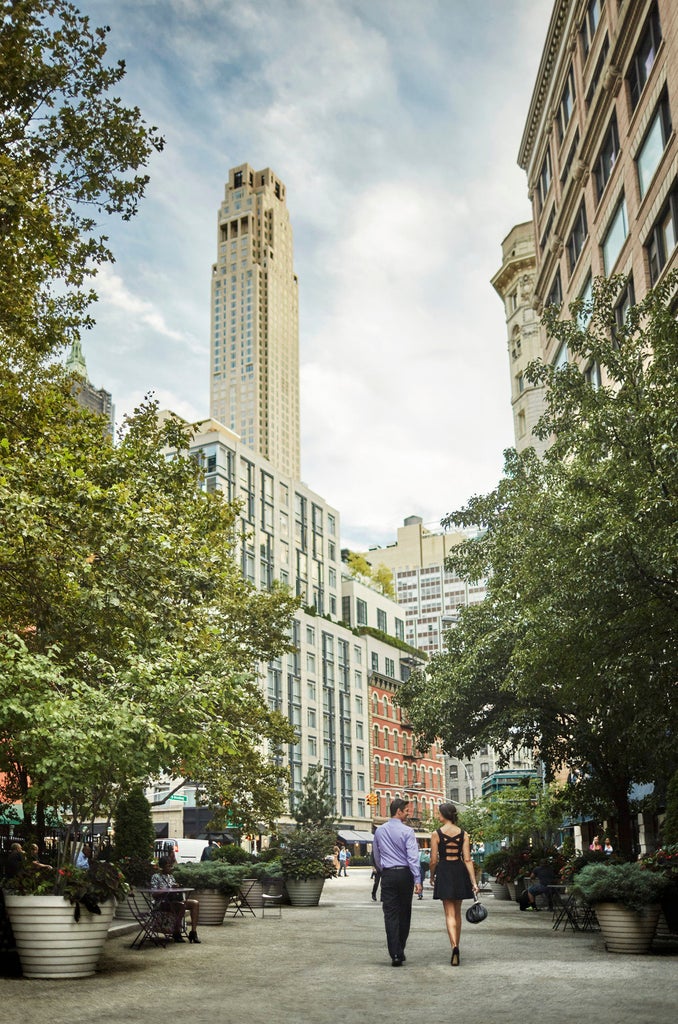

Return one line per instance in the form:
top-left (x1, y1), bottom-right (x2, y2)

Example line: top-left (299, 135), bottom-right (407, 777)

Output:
top-left (154, 838), bottom-right (209, 863)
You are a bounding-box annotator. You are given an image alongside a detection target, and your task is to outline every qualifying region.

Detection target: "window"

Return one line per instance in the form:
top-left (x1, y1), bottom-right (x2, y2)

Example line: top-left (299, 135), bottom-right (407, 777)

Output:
top-left (545, 269), bottom-right (562, 308)
top-left (371, 652), bottom-right (379, 672)
top-left (306, 652), bottom-right (316, 674)
top-left (584, 361), bottom-right (602, 389)
top-left (602, 196), bottom-right (628, 273)
top-left (540, 205), bottom-right (556, 253)
top-left (585, 35), bottom-right (609, 108)
top-left (377, 608), bottom-right (387, 633)
top-left (517, 372), bottom-right (525, 394)
top-left (538, 149), bottom-right (552, 210)
top-left (308, 737), bottom-right (317, 757)
top-left (566, 202), bottom-right (588, 273)
top-left (306, 626), bottom-right (315, 645)
top-left (557, 66), bottom-right (576, 142)
top-left (307, 680), bottom-right (316, 701)
top-left (578, 274), bottom-right (593, 329)
top-left (593, 113), bottom-right (620, 203)
top-left (307, 709), bottom-right (316, 728)
top-left (613, 277), bottom-right (635, 344)
top-left (646, 186), bottom-right (678, 284)
top-left (395, 618), bottom-right (404, 641)
top-left (627, 4), bottom-right (662, 110)
top-left (581, 0), bottom-right (602, 58)
top-left (636, 92), bottom-right (671, 199)
top-left (385, 657), bottom-right (395, 677)
top-left (553, 340), bottom-right (569, 370)
top-left (356, 721), bottom-right (364, 740)
top-left (449, 764), bottom-right (458, 780)
top-left (356, 599), bottom-right (368, 626)
top-left (560, 130), bottom-right (580, 186)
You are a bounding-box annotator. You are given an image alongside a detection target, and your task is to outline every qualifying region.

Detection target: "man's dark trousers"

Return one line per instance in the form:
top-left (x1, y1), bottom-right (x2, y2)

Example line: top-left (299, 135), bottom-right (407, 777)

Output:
top-left (380, 867), bottom-right (414, 960)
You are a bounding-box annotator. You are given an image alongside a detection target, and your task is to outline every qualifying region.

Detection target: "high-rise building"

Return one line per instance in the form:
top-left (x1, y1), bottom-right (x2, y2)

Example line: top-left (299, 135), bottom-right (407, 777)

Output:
top-left (209, 164), bottom-right (300, 479)
top-left (358, 517), bottom-right (534, 808)
top-left (519, 0), bottom-right (678, 370)
top-left (491, 223), bottom-right (546, 455)
top-left (65, 338), bottom-right (115, 438)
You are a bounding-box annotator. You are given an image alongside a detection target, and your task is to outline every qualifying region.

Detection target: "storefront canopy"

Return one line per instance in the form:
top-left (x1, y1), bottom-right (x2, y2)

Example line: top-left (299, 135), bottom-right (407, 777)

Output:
top-left (337, 829), bottom-right (374, 844)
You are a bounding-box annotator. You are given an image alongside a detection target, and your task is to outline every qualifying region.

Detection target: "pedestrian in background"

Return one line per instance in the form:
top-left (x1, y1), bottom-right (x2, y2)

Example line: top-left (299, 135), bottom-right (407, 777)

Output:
top-left (372, 798), bottom-right (422, 966)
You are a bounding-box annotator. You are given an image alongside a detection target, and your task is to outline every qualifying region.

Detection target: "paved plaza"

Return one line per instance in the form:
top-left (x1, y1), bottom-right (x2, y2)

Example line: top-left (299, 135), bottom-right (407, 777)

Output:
top-left (1, 868), bottom-right (676, 1024)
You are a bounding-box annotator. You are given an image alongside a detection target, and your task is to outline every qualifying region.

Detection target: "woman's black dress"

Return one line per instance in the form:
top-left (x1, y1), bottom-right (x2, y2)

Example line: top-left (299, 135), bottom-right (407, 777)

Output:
top-left (432, 828), bottom-right (475, 901)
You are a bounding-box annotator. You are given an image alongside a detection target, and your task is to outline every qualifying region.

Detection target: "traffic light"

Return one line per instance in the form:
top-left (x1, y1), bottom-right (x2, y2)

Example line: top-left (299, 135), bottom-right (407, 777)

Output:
top-left (367, 792), bottom-right (378, 806)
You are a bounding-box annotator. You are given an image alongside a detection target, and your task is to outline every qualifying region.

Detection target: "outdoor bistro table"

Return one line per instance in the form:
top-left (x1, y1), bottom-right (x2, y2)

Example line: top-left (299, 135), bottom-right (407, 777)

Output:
top-left (127, 887), bottom-right (195, 949)
top-left (550, 885), bottom-right (598, 932)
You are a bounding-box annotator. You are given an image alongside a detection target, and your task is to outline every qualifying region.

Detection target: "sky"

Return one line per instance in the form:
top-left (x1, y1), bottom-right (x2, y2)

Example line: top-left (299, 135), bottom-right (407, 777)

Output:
top-left (75, 0), bottom-right (553, 550)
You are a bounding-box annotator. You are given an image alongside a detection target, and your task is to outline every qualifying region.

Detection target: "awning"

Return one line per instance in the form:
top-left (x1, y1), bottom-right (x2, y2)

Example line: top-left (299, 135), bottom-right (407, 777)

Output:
top-left (337, 829), bottom-right (374, 844)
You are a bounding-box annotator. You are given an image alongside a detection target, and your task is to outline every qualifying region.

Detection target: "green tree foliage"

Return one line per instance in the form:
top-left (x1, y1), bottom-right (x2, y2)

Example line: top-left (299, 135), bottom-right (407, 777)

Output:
top-left (345, 551), bottom-right (395, 598)
top-left (113, 785), bottom-right (155, 862)
top-left (372, 563), bottom-right (395, 598)
top-left (345, 551), bottom-right (373, 583)
top-left (0, 392), bottom-right (298, 835)
top-left (0, 0), bottom-right (164, 361)
top-left (398, 274), bottom-right (678, 858)
top-left (461, 781), bottom-right (567, 848)
top-left (292, 763), bottom-right (339, 830)
top-left (662, 769), bottom-right (678, 846)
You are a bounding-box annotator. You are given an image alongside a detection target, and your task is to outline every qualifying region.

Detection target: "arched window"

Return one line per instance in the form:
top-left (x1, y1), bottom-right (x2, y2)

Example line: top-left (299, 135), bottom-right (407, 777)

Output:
top-left (372, 693), bottom-right (378, 714)
top-left (384, 757), bottom-right (391, 784)
top-left (373, 724), bottom-right (379, 747)
top-left (383, 695), bottom-right (389, 717)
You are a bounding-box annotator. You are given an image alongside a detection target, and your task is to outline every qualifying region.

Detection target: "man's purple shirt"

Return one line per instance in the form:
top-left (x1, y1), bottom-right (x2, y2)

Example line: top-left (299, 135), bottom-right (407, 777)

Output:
top-left (372, 817), bottom-right (421, 884)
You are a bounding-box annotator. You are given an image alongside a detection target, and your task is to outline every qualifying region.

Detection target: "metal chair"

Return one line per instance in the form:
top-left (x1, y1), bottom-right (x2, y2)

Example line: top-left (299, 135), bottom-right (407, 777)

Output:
top-left (226, 879), bottom-right (257, 918)
top-left (261, 879), bottom-right (283, 919)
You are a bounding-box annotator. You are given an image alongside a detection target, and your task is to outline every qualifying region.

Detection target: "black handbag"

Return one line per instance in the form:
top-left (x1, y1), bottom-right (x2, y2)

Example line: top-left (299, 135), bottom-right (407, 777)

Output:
top-left (465, 894), bottom-right (488, 924)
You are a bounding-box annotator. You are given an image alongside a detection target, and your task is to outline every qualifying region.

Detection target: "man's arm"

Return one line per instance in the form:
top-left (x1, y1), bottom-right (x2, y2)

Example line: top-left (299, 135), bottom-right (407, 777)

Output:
top-left (372, 832), bottom-right (382, 872)
top-left (405, 829), bottom-right (423, 893)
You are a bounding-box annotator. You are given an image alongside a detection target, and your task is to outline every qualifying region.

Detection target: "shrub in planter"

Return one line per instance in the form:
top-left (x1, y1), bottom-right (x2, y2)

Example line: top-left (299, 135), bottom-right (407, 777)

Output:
top-left (280, 826), bottom-right (335, 881)
top-left (571, 862), bottom-right (668, 912)
top-left (209, 843), bottom-right (253, 865)
top-left (172, 862), bottom-right (247, 897)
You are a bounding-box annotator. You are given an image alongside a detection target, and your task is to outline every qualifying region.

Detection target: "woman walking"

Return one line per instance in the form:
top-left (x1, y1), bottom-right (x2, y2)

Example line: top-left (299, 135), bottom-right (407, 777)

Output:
top-left (429, 802), bottom-right (478, 966)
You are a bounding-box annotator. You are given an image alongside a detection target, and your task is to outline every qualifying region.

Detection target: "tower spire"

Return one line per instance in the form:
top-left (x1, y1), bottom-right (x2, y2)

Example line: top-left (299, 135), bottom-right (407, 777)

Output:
top-left (66, 337), bottom-right (88, 379)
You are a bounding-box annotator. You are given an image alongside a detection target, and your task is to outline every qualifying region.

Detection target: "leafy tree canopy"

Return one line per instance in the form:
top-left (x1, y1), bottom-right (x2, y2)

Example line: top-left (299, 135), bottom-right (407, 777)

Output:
top-left (398, 274), bottom-right (678, 857)
top-left (0, 0), bottom-right (164, 362)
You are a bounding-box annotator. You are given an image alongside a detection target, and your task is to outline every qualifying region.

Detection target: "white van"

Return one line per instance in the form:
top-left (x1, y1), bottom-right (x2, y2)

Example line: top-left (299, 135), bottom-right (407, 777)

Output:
top-left (155, 838), bottom-right (209, 864)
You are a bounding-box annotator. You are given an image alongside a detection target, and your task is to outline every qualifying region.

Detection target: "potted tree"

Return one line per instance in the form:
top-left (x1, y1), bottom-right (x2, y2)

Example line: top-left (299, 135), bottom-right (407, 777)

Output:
top-left (280, 826), bottom-right (336, 906)
top-left (571, 862), bottom-right (668, 953)
top-left (112, 785), bottom-right (156, 920)
top-left (280, 764), bottom-right (338, 907)
top-left (483, 851), bottom-right (511, 901)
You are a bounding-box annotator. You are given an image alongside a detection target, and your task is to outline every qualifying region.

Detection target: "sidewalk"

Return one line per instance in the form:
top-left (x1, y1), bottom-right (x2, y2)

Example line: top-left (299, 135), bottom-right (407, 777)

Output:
top-left (2, 868), bottom-right (676, 1024)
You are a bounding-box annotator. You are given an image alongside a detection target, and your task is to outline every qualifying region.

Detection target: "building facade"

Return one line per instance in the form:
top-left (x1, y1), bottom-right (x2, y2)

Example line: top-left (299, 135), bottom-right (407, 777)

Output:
top-left (491, 222), bottom-right (547, 454)
top-left (519, 0), bottom-right (678, 369)
top-left (210, 164), bottom-right (300, 479)
top-left (359, 517), bottom-right (534, 809)
top-left (65, 338), bottom-right (115, 438)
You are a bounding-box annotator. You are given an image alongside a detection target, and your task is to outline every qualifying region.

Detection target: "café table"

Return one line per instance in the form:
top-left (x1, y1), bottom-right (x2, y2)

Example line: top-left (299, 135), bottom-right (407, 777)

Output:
top-left (127, 887), bottom-right (195, 949)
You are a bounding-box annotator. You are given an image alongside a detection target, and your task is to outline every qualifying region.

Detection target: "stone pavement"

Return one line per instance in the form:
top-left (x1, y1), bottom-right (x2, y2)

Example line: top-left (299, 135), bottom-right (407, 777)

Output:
top-left (1, 868), bottom-right (676, 1024)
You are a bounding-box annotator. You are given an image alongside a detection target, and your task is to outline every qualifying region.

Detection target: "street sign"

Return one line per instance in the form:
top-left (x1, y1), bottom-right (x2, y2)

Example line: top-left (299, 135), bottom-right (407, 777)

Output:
top-left (168, 794), bottom-right (188, 802)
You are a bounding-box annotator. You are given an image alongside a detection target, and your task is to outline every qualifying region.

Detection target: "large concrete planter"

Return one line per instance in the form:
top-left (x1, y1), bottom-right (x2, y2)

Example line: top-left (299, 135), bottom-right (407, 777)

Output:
top-left (193, 889), bottom-right (231, 925)
top-left (595, 902), bottom-right (661, 954)
top-left (4, 894), bottom-right (115, 979)
top-left (115, 895), bottom-right (136, 921)
top-left (488, 881), bottom-right (510, 901)
top-left (285, 878), bottom-right (325, 906)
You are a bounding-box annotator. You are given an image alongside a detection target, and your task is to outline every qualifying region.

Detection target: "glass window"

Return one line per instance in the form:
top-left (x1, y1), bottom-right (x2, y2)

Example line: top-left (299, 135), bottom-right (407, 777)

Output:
top-left (538, 148), bottom-right (552, 210)
top-left (377, 609), bottom-right (387, 632)
top-left (602, 197), bottom-right (628, 273)
top-left (585, 35), bottom-right (609, 108)
top-left (356, 599), bottom-right (368, 626)
top-left (581, 0), bottom-right (603, 58)
top-left (557, 67), bottom-right (576, 142)
top-left (636, 93), bottom-right (671, 199)
top-left (546, 269), bottom-right (562, 308)
top-left (553, 340), bottom-right (569, 370)
top-left (566, 202), bottom-right (588, 273)
top-left (627, 3), bottom-right (662, 109)
top-left (646, 187), bottom-right (678, 284)
top-left (593, 113), bottom-right (620, 203)
top-left (578, 274), bottom-right (593, 329)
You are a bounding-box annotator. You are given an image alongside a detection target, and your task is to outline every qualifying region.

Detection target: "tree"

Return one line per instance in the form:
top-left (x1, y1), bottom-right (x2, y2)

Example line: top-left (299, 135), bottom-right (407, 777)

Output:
top-left (292, 763), bottom-right (339, 830)
top-left (345, 551), bottom-right (395, 598)
top-left (372, 563), bottom-right (395, 599)
top-left (398, 274), bottom-right (678, 858)
top-left (0, 384), bottom-right (299, 839)
top-left (113, 785), bottom-right (156, 863)
top-left (0, 0), bottom-right (164, 362)
top-left (345, 551), bottom-right (373, 584)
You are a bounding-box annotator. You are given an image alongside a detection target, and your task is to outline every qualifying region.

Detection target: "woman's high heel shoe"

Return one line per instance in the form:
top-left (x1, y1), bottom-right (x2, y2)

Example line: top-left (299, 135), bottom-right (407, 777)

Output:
top-left (188, 930), bottom-right (201, 944)
top-left (173, 933), bottom-right (185, 943)
top-left (450, 946), bottom-right (460, 966)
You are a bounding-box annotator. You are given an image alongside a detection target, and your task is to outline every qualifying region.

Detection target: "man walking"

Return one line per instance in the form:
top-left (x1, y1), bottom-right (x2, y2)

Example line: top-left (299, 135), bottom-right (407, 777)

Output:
top-left (372, 798), bottom-right (422, 966)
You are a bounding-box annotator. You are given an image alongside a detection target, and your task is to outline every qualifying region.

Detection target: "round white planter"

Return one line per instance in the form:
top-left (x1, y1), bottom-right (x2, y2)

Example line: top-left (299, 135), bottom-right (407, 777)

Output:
top-left (193, 889), bottom-right (231, 925)
top-left (285, 878), bottom-right (325, 906)
top-left (595, 902), bottom-right (661, 954)
top-left (239, 878), bottom-right (264, 908)
top-left (488, 881), bottom-right (511, 901)
top-left (114, 896), bottom-right (136, 921)
top-left (4, 894), bottom-right (115, 979)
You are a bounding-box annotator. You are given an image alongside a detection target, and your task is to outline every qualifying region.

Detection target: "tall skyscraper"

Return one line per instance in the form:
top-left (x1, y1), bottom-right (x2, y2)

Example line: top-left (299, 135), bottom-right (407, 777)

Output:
top-left (65, 338), bottom-right (115, 438)
top-left (209, 164), bottom-right (300, 479)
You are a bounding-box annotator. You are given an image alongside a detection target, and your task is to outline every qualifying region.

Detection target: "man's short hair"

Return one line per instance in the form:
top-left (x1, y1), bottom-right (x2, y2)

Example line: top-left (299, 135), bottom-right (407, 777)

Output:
top-left (390, 798), bottom-right (409, 817)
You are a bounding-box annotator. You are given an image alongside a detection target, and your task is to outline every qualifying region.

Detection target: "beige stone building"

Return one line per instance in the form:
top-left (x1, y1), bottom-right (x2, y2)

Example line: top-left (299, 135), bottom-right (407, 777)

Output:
top-left (491, 222), bottom-right (546, 455)
top-left (519, 0), bottom-right (678, 371)
top-left (210, 164), bottom-right (300, 479)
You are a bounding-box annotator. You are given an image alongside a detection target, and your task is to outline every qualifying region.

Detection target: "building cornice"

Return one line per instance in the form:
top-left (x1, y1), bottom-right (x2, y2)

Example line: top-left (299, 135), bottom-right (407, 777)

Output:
top-left (491, 253), bottom-right (536, 299)
top-left (518, 0), bottom-right (572, 171)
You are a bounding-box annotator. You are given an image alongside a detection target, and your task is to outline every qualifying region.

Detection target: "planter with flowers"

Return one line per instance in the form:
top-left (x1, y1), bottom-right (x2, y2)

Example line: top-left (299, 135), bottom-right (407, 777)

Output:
top-left (571, 861), bottom-right (668, 954)
top-left (3, 858), bottom-right (129, 978)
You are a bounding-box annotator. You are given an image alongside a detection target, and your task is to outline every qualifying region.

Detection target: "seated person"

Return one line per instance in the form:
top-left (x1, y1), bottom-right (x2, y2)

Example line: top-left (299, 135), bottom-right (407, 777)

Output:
top-left (150, 856), bottom-right (201, 943)
top-left (527, 861), bottom-right (556, 909)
